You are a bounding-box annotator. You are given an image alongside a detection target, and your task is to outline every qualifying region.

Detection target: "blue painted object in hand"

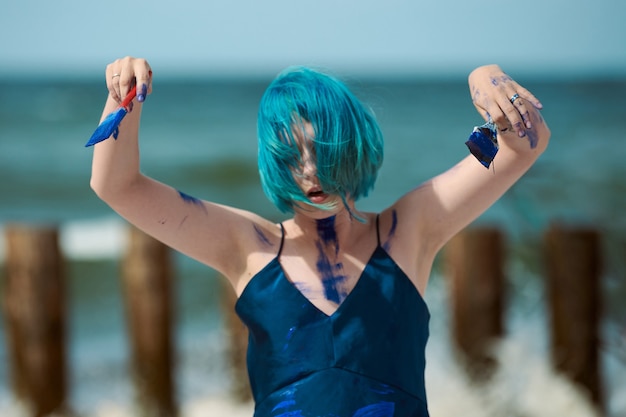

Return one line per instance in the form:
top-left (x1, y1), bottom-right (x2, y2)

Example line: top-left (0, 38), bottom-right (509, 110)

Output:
top-left (465, 120), bottom-right (498, 168)
top-left (85, 86), bottom-right (136, 147)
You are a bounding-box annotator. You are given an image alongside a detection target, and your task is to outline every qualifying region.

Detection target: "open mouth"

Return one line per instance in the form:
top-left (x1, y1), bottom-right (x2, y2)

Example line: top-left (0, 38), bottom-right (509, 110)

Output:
top-left (307, 189), bottom-right (324, 197)
top-left (307, 187), bottom-right (328, 202)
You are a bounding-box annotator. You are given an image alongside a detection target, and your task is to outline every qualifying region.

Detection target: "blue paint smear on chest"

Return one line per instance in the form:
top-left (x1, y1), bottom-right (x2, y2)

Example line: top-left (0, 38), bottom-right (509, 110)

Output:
top-left (316, 216), bottom-right (339, 254)
top-left (315, 216), bottom-right (347, 303)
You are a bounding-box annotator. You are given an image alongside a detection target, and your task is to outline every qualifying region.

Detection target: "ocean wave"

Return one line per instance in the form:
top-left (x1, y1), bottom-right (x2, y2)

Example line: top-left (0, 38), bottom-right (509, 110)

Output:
top-left (0, 217), bottom-right (128, 263)
top-left (60, 217), bottom-right (129, 260)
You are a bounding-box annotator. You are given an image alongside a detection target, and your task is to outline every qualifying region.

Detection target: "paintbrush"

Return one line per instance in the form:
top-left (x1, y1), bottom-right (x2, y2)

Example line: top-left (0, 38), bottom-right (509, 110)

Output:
top-left (85, 86), bottom-right (137, 147)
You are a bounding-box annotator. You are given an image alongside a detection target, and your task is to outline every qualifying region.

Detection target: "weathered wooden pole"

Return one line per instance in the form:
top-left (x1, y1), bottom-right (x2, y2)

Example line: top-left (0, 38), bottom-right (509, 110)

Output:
top-left (545, 224), bottom-right (603, 410)
top-left (221, 278), bottom-right (252, 402)
top-left (444, 227), bottom-right (505, 378)
top-left (2, 224), bottom-right (68, 416)
top-left (121, 226), bottom-right (177, 417)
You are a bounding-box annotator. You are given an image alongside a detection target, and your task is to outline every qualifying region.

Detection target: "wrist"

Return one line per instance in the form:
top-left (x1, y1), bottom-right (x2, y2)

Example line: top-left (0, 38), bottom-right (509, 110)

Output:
top-left (469, 64), bottom-right (502, 81)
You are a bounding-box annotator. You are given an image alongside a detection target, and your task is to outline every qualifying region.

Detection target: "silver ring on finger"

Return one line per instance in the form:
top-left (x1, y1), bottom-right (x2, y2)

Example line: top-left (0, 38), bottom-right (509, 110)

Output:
top-left (509, 93), bottom-right (520, 104)
top-left (111, 73), bottom-right (121, 79)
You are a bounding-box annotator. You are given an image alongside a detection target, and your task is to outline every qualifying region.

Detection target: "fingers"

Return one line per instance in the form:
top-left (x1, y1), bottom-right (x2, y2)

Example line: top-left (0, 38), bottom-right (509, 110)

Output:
top-left (515, 84), bottom-right (543, 109)
top-left (498, 90), bottom-right (528, 137)
top-left (105, 57), bottom-right (152, 104)
top-left (485, 84), bottom-right (543, 138)
top-left (133, 59), bottom-right (152, 102)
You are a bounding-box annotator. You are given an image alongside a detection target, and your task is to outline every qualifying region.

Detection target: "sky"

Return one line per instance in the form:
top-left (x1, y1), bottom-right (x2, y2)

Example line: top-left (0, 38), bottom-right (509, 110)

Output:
top-left (1, 0), bottom-right (625, 79)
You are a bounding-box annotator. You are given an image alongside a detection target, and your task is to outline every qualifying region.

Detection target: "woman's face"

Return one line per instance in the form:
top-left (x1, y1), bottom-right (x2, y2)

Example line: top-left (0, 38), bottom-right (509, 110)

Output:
top-left (291, 122), bottom-right (343, 217)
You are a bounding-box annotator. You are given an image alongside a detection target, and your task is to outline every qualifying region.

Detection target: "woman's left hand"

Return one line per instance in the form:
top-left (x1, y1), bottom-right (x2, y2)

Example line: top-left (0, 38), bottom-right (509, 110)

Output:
top-left (469, 64), bottom-right (543, 138)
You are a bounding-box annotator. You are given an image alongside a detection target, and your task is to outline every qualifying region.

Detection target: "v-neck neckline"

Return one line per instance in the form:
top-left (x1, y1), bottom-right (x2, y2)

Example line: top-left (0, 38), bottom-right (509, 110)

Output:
top-left (277, 246), bottom-right (384, 319)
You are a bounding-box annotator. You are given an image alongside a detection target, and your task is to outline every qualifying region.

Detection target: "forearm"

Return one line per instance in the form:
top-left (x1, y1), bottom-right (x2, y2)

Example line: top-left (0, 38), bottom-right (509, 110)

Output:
top-left (90, 94), bottom-right (144, 201)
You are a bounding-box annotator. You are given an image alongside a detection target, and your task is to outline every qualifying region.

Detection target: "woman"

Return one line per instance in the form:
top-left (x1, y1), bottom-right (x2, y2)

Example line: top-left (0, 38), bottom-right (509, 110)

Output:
top-left (90, 57), bottom-right (549, 416)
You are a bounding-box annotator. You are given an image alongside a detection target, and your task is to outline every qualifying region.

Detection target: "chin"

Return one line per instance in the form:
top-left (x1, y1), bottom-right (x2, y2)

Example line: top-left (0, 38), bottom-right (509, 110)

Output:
top-left (294, 201), bottom-right (342, 219)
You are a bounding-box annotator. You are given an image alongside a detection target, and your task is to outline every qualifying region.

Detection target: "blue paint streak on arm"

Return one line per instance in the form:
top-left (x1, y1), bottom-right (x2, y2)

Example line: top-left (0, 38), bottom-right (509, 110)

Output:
top-left (177, 190), bottom-right (207, 213)
top-left (253, 224), bottom-right (274, 247)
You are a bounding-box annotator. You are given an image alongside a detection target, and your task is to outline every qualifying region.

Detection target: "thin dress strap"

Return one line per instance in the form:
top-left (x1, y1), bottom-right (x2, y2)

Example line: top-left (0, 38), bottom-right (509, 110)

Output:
top-left (375, 214), bottom-right (381, 246)
top-left (277, 223), bottom-right (285, 257)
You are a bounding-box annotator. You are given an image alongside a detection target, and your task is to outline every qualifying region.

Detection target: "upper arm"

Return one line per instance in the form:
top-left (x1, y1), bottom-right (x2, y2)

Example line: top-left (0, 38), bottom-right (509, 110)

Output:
top-left (419, 151), bottom-right (537, 248)
top-left (394, 125), bottom-right (549, 257)
top-left (96, 173), bottom-right (278, 283)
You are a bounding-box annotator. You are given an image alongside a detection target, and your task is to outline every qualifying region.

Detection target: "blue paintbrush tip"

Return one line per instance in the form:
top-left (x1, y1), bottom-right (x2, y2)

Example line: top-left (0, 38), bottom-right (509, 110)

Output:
top-left (85, 107), bottom-right (128, 147)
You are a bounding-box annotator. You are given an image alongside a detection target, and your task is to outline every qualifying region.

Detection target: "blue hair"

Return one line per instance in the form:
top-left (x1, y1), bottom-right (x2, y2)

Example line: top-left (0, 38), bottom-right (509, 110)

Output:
top-left (257, 66), bottom-right (384, 215)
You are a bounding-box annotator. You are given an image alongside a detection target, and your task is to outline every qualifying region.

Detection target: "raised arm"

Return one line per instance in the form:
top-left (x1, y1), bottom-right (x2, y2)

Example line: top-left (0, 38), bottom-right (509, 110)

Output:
top-left (89, 57), bottom-right (279, 288)
top-left (389, 65), bottom-right (550, 288)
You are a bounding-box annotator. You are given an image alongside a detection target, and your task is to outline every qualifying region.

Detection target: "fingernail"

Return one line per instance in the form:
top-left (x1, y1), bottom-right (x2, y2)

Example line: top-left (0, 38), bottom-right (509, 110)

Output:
top-left (137, 84), bottom-right (147, 102)
top-left (526, 121), bottom-right (532, 129)
top-left (518, 130), bottom-right (527, 137)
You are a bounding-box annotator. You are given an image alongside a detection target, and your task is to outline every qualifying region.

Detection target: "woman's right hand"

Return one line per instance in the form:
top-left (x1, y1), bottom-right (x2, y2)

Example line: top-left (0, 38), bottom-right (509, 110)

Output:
top-left (105, 56), bottom-right (153, 104)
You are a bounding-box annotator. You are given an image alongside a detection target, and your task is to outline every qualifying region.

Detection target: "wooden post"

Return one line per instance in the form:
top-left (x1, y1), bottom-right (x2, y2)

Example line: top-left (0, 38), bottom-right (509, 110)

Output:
top-left (444, 227), bottom-right (505, 378)
top-left (121, 226), bottom-right (177, 417)
top-left (2, 225), bottom-right (67, 416)
top-left (220, 278), bottom-right (252, 402)
top-left (545, 224), bottom-right (602, 409)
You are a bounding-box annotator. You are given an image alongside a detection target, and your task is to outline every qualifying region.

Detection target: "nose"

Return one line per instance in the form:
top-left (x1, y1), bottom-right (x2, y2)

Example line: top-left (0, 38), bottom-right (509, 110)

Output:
top-left (301, 158), bottom-right (316, 178)
top-left (299, 146), bottom-right (317, 177)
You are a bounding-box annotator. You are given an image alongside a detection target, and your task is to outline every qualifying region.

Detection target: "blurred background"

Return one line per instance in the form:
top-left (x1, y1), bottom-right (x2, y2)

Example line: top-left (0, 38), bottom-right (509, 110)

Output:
top-left (1, 0), bottom-right (625, 416)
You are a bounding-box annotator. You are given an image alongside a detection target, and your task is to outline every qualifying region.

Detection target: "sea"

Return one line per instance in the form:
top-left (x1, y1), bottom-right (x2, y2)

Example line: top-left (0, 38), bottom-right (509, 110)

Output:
top-left (0, 72), bottom-right (625, 416)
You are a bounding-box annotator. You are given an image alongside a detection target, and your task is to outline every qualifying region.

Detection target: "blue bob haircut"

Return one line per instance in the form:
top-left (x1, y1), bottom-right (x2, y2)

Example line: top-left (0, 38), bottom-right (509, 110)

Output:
top-left (257, 66), bottom-right (384, 215)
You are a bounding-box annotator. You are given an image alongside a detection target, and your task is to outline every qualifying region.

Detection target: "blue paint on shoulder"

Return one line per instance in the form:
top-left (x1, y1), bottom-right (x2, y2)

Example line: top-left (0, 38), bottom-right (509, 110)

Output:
top-left (382, 210), bottom-right (398, 251)
top-left (253, 224), bottom-right (274, 247)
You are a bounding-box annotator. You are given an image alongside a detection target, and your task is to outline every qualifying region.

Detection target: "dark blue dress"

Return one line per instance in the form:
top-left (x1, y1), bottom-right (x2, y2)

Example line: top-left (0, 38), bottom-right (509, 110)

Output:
top-left (235, 218), bottom-right (430, 417)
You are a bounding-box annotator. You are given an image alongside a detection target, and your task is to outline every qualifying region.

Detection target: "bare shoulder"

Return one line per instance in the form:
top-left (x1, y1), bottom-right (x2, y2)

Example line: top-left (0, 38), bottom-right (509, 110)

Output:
top-left (376, 203), bottom-right (436, 295)
top-left (228, 210), bottom-right (285, 295)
